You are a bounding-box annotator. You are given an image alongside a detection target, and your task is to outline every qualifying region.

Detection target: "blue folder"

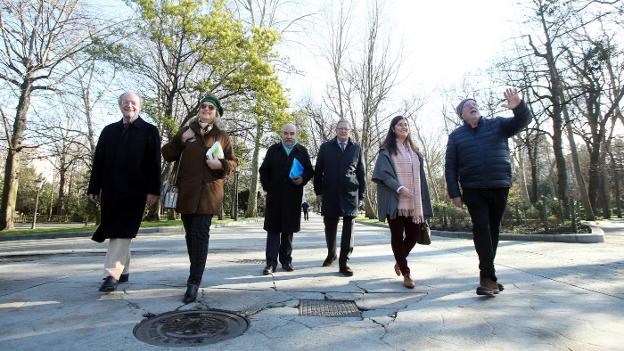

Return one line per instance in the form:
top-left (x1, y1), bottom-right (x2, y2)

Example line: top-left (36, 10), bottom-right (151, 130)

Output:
top-left (289, 158), bottom-right (304, 179)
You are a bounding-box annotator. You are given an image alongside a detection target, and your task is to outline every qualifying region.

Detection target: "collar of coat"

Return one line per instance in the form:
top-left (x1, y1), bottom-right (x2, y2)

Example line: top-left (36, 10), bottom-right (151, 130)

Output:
top-left (332, 136), bottom-right (352, 147)
top-left (462, 116), bottom-right (483, 129)
top-left (188, 118), bottom-right (221, 136)
top-left (275, 141), bottom-right (303, 153)
top-left (117, 116), bottom-right (147, 129)
top-left (379, 145), bottom-right (422, 160)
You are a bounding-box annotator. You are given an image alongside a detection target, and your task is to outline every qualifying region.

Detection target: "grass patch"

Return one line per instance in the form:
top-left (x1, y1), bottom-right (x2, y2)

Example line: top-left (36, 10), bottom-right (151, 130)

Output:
top-left (355, 216), bottom-right (386, 225)
top-left (0, 217), bottom-right (248, 238)
top-left (0, 225), bottom-right (98, 237)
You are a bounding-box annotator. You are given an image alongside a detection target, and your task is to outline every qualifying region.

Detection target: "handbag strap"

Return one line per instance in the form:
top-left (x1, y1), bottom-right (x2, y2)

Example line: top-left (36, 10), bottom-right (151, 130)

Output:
top-left (171, 150), bottom-right (183, 186)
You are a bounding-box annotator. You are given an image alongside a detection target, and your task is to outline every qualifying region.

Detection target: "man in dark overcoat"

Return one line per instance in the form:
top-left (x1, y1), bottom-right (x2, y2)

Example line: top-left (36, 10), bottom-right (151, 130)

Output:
top-left (314, 119), bottom-right (366, 276)
top-left (259, 124), bottom-right (314, 275)
top-left (88, 92), bottom-right (161, 292)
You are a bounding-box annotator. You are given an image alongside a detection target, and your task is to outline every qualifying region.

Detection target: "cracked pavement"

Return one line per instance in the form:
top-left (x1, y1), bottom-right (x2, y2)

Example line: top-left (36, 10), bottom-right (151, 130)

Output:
top-left (0, 215), bottom-right (623, 350)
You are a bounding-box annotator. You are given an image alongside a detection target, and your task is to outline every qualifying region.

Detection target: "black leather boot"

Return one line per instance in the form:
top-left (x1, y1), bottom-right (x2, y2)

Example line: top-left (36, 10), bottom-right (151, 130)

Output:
top-left (183, 284), bottom-right (199, 303)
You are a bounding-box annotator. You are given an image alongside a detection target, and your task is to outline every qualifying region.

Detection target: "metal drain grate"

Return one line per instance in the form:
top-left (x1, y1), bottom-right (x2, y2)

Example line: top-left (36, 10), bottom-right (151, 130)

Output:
top-left (134, 309), bottom-right (249, 347)
top-left (229, 258), bottom-right (266, 264)
top-left (299, 299), bottom-right (361, 317)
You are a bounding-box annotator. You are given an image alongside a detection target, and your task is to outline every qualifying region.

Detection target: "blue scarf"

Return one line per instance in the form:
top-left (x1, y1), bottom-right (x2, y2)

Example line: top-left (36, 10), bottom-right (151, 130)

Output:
top-left (282, 141), bottom-right (297, 156)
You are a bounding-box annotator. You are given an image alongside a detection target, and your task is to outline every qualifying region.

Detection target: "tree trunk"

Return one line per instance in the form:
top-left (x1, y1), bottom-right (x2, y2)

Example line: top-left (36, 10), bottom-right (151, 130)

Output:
top-left (552, 117), bottom-right (569, 217)
top-left (562, 104), bottom-right (594, 220)
top-left (609, 147), bottom-right (622, 218)
top-left (527, 139), bottom-right (539, 206)
top-left (588, 145), bottom-right (601, 214)
top-left (55, 161), bottom-right (67, 216)
top-left (536, 9), bottom-right (569, 217)
top-left (364, 179), bottom-right (376, 219)
top-left (245, 122), bottom-right (263, 218)
top-left (0, 80), bottom-right (32, 231)
top-left (515, 146), bottom-right (531, 204)
top-left (599, 144), bottom-right (611, 219)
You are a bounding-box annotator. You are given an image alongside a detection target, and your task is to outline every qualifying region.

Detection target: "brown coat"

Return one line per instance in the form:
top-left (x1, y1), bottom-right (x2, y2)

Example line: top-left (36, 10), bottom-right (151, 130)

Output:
top-left (161, 120), bottom-right (237, 214)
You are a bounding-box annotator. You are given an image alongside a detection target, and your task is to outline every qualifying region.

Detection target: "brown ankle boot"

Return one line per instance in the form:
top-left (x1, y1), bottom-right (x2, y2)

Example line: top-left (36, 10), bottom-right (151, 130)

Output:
top-left (403, 275), bottom-right (415, 289)
top-left (476, 277), bottom-right (499, 296)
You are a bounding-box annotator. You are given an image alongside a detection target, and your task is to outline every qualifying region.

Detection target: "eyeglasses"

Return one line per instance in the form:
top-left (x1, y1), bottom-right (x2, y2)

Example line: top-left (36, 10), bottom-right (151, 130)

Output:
top-left (337, 127), bottom-right (351, 131)
top-left (200, 103), bottom-right (216, 111)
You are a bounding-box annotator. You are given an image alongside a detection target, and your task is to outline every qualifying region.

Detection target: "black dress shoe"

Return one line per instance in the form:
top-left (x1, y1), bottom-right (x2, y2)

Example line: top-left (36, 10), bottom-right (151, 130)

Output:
top-left (183, 284), bottom-right (199, 303)
top-left (322, 255), bottom-right (337, 267)
top-left (262, 265), bottom-right (275, 275)
top-left (282, 263), bottom-right (294, 272)
top-left (99, 276), bottom-right (118, 292)
top-left (119, 273), bottom-right (129, 283)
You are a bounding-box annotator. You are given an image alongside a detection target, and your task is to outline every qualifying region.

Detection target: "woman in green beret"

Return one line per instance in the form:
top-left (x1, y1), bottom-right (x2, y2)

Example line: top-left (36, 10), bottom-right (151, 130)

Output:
top-left (162, 95), bottom-right (238, 303)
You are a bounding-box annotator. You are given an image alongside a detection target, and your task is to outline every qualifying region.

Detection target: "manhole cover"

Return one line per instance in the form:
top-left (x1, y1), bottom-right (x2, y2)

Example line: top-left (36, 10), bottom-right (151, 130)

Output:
top-left (133, 309), bottom-right (249, 347)
top-left (299, 299), bottom-right (361, 317)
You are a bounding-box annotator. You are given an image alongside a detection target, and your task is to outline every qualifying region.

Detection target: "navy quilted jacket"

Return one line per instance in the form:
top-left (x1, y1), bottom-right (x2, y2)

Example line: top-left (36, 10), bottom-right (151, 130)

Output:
top-left (445, 101), bottom-right (532, 198)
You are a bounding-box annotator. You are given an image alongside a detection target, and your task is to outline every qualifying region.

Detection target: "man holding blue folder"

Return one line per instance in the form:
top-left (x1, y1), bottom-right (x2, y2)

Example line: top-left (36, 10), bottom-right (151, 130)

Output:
top-left (259, 124), bottom-right (314, 275)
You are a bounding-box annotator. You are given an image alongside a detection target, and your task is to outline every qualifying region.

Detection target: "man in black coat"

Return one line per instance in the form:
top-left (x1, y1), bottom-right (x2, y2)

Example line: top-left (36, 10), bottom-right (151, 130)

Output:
top-left (259, 124), bottom-right (314, 275)
top-left (301, 201), bottom-right (310, 221)
top-left (88, 92), bottom-right (161, 293)
top-left (314, 119), bottom-right (366, 276)
top-left (445, 88), bottom-right (532, 296)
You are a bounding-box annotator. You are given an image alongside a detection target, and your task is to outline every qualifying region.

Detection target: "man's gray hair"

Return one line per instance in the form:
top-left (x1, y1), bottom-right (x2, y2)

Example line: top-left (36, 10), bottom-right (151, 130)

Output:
top-left (118, 92), bottom-right (143, 107)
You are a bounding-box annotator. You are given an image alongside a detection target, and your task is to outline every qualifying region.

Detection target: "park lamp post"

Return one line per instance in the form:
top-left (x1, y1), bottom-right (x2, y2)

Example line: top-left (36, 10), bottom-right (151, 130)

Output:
top-left (31, 178), bottom-right (45, 230)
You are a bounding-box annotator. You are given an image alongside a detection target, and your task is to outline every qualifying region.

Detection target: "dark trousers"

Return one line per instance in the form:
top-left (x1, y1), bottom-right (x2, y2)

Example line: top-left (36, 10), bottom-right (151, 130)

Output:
top-left (265, 231), bottom-right (293, 268)
top-left (181, 214), bottom-right (213, 285)
top-left (387, 216), bottom-right (419, 276)
top-left (324, 216), bottom-right (354, 267)
top-left (462, 188), bottom-right (509, 282)
top-left (303, 210), bottom-right (309, 221)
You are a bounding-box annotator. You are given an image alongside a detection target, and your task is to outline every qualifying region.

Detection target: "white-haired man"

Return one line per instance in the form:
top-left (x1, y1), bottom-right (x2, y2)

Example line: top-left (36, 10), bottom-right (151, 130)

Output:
top-left (88, 92), bottom-right (161, 292)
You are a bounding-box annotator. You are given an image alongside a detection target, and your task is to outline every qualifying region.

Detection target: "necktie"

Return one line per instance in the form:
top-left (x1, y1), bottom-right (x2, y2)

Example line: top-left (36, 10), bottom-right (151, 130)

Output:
top-left (340, 142), bottom-right (346, 151)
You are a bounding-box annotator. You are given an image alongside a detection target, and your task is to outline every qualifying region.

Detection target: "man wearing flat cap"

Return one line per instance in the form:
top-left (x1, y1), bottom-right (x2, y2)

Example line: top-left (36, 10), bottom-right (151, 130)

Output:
top-left (445, 88), bottom-right (532, 297)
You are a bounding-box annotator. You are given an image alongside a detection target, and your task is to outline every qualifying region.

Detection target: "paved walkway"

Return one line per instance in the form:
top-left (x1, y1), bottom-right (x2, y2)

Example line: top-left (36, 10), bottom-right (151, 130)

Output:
top-left (0, 214), bottom-right (622, 350)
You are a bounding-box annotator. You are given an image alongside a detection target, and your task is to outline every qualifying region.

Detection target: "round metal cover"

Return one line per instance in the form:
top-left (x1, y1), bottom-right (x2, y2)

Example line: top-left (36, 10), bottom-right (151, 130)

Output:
top-left (133, 309), bottom-right (249, 347)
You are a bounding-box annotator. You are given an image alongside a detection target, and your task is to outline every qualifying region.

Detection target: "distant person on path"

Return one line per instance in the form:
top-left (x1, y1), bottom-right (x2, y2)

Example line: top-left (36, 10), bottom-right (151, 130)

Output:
top-left (445, 88), bottom-right (532, 296)
top-left (372, 116), bottom-right (433, 289)
top-left (314, 119), bottom-right (366, 276)
top-left (161, 95), bottom-right (237, 303)
top-left (259, 124), bottom-right (313, 275)
top-left (302, 201), bottom-right (310, 221)
top-left (88, 92), bottom-right (161, 293)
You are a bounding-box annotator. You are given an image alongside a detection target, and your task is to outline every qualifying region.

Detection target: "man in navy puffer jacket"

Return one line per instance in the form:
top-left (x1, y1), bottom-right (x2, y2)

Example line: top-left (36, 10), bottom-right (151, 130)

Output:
top-left (445, 88), bottom-right (532, 296)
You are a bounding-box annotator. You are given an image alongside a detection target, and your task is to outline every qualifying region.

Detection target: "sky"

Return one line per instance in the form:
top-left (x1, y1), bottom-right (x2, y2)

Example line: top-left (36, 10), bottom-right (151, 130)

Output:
top-left (86, 0), bottom-right (522, 126)
top-left (27, 0), bottom-right (523, 179)
top-left (276, 0), bottom-right (521, 127)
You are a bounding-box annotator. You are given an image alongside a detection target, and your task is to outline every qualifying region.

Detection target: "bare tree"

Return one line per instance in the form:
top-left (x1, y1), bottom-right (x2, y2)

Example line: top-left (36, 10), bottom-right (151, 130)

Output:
top-left (351, 0), bottom-right (401, 218)
top-left (0, 0), bottom-right (108, 230)
top-left (400, 97), bottom-right (443, 201)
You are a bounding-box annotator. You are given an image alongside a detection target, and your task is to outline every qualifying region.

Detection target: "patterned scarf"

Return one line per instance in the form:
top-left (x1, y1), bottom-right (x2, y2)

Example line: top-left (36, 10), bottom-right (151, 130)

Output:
top-left (390, 141), bottom-right (424, 223)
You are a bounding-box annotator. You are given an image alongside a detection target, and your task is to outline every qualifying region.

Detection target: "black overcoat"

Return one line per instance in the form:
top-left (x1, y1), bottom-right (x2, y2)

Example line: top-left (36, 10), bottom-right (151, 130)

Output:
top-left (88, 117), bottom-right (161, 242)
top-left (313, 137), bottom-right (366, 217)
top-left (260, 143), bottom-right (314, 233)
